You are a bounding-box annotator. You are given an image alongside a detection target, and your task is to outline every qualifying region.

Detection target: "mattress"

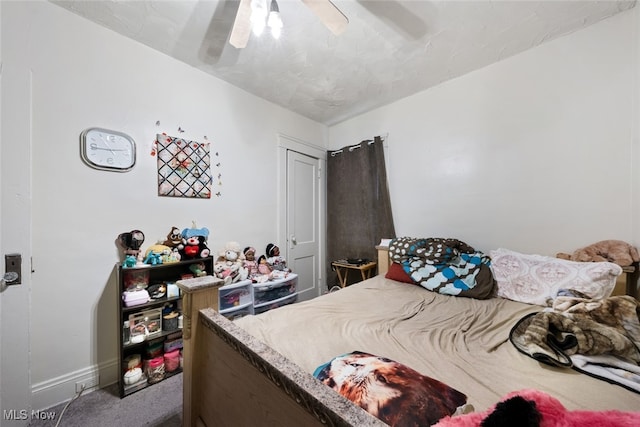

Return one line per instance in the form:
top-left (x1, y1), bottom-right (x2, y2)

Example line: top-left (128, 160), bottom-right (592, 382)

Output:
top-left (235, 275), bottom-right (639, 412)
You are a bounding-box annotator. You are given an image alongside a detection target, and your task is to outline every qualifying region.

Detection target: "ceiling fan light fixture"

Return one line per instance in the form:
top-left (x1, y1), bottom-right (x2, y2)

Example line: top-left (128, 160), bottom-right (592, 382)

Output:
top-left (269, 0), bottom-right (280, 14)
top-left (270, 21), bottom-right (282, 39)
top-left (250, 0), bottom-right (268, 36)
top-left (230, 0), bottom-right (347, 48)
top-left (268, 0), bottom-right (283, 39)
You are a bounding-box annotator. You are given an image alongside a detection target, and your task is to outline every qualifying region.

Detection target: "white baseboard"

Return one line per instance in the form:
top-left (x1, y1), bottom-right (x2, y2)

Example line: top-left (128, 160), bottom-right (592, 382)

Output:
top-left (31, 358), bottom-right (118, 411)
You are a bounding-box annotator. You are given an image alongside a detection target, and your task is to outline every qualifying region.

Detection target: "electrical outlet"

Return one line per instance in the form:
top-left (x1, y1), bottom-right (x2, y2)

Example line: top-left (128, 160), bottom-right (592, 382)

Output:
top-left (75, 375), bottom-right (99, 393)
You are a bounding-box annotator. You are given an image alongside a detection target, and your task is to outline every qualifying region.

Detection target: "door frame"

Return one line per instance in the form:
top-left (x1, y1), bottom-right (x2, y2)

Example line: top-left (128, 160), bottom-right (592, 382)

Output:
top-left (1, 35), bottom-right (34, 424)
top-left (276, 133), bottom-right (326, 298)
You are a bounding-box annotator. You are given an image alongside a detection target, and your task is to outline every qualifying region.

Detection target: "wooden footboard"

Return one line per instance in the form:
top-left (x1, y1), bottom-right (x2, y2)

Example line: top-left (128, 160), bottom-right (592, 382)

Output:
top-left (178, 276), bottom-right (385, 427)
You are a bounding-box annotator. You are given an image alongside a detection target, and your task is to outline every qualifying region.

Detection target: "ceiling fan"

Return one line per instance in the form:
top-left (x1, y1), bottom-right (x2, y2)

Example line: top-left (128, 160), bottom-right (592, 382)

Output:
top-left (229, 0), bottom-right (349, 48)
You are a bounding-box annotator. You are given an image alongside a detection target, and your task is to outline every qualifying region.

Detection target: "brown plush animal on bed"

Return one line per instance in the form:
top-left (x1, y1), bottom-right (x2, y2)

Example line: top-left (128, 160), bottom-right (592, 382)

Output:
top-left (556, 239), bottom-right (640, 267)
top-left (315, 351), bottom-right (467, 426)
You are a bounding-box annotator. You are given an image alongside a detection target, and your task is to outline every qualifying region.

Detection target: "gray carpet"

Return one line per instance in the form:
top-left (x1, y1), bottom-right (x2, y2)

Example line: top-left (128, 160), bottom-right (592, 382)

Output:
top-left (28, 373), bottom-right (182, 427)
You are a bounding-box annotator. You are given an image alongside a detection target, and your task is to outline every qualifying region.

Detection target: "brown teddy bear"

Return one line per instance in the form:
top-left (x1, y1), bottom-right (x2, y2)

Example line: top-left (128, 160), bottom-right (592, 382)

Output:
top-left (556, 239), bottom-right (640, 267)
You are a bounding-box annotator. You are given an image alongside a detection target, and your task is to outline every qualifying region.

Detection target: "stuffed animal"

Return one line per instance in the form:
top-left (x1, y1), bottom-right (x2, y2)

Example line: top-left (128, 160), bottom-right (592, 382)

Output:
top-left (556, 240), bottom-right (640, 267)
top-left (161, 226), bottom-right (184, 252)
top-left (434, 388), bottom-right (640, 427)
top-left (214, 242), bottom-right (249, 285)
top-left (182, 235), bottom-right (210, 259)
top-left (180, 223), bottom-right (210, 259)
top-left (144, 252), bottom-right (163, 265)
top-left (122, 255), bottom-right (137, 268)
top-left (144, 244), bottom-right (180, 264)
top-left (215, 262), bottom-right (240, 284)
top-left (189, 262), bottom-right (207, 277)
top-left (213, 261), bottom-right (225, 278)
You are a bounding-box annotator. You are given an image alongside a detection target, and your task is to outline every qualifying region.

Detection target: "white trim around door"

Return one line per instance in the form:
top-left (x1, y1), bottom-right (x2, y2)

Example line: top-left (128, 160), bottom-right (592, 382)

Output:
top-left (276, 133), bottom-right (327, 299)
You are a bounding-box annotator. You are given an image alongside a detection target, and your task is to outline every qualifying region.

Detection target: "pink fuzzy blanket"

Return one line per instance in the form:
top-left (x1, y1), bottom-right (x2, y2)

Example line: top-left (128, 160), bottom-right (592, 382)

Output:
top-left (435, 389), bottom-right (640, 427)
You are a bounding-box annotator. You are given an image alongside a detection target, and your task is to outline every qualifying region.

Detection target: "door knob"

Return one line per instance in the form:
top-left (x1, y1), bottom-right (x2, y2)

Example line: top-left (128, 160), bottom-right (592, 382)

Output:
top-left (2, 271), bottom-right (19, 285)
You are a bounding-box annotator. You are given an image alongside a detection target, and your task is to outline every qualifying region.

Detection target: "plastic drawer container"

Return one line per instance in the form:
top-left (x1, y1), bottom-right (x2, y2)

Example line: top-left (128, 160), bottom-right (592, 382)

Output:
top-left (254, 293), bottom-right (297, 315)
top-left (219, 280), bottom-right (252, 311)
top-left (253, 274), bottom-right (297, 306)
top-left (222, 306), bottom-right (253, 321)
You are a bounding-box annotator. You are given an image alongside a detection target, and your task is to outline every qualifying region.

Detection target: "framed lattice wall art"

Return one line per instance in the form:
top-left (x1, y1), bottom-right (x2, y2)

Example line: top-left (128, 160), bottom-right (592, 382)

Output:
top-left (156, 134), bottom-right (212, 198)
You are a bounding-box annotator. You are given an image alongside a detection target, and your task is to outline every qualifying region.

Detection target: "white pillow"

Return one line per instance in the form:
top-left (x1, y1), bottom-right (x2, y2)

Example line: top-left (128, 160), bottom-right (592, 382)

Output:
top-left (489, 248), bottom-right (621, 305)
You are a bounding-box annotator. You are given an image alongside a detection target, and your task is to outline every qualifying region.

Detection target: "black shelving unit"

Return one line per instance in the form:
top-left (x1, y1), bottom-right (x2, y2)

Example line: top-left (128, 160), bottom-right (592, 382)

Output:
top-left (116, 257), bottom-right (214, 398)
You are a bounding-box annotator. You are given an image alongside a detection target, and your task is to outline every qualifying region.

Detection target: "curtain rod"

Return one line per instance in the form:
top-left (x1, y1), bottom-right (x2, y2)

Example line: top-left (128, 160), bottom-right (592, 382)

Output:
top-left (330, 135), bottom-right (385, 157)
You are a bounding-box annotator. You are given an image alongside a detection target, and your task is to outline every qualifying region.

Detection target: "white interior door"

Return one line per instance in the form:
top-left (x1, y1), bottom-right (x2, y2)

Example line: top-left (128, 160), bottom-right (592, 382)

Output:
top-left (287, 150), bottom-right (320, 301)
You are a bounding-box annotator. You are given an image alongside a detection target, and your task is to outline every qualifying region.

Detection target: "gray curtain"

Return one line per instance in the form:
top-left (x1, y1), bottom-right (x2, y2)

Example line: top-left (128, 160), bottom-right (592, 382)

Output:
top-left (326, 135), bottom-right (395, 288)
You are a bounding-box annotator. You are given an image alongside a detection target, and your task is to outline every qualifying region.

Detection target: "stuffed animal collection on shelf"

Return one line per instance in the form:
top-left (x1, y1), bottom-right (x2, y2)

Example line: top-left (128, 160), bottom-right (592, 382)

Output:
top-left (117, 225), bottom-right (290, 283)
top-left (117, 222), bottom-right (210, 274)
top-left (214, 242), bottom-right (291, 284)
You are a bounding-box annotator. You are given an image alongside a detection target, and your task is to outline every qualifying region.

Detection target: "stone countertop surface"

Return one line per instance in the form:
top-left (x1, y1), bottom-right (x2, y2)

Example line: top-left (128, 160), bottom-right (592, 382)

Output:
top-left (176, 275), bottom-right (224, 292)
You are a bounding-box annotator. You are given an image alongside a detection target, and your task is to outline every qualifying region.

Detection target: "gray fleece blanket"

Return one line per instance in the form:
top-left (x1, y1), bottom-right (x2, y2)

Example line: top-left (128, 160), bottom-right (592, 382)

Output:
top-left (510, 294), bottom-right (640, 392)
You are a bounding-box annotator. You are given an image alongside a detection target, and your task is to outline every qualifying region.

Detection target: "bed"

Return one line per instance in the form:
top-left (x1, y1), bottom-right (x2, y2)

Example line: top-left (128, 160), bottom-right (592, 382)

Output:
top-left (177, 244), bottom-right (639, 427)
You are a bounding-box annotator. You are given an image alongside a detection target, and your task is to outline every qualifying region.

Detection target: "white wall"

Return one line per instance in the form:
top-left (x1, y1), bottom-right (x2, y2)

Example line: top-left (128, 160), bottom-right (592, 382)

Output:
top-left (2, 0), bottom-right (326, 412)
top-left (633, 5), bottom-right (640, 246)
top-left (330, 9), bottom-right (638, 257)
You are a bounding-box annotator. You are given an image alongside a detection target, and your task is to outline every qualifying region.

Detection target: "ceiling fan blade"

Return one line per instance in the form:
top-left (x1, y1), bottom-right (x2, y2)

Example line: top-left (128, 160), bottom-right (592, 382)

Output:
top-left (229, 0), bottom-right (252, 48)
top-left (301, 0), bottom-right (349, 35)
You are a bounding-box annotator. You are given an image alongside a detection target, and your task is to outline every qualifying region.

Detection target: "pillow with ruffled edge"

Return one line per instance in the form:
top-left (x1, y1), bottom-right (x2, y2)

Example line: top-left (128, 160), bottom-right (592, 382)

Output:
top-left (385, 262), bottom-right (415, 284)
top-left (314, 351), bottom-right (469, 426)
top-left (489, 248), bottom-right (621, 305)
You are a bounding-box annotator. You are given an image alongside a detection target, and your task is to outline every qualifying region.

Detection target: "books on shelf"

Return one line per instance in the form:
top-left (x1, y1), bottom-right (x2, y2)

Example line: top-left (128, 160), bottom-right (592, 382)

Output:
top-left (378, 238), bottom-right (392, 247)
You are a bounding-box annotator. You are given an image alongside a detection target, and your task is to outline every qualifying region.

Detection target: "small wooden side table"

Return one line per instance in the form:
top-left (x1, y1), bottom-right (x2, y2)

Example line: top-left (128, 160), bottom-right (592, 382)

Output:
top-left (331, 261), bottom-right (377, 288)
top-left (622, 261), bottom-right (639, 300)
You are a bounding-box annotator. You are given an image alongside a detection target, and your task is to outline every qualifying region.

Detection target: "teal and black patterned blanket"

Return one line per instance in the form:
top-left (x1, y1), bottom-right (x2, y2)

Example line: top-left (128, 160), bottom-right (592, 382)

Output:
top-left (388, 237), bottom-right (496, 299)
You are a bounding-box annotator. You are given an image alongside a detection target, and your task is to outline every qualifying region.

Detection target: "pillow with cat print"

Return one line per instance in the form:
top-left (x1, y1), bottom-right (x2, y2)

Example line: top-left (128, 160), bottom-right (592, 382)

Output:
top-left (314, 351), bottom-right (469, 426)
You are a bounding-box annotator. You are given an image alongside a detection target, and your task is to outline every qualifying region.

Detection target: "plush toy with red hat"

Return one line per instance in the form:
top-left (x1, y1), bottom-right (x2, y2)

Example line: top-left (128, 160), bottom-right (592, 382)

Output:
top-left (180, 223), bottom-right (210, 259)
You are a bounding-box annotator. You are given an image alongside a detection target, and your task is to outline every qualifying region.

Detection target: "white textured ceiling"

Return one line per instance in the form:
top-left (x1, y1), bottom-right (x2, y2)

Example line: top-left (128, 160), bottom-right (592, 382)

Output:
top-left (51, 0), bottom-right (636, 125)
